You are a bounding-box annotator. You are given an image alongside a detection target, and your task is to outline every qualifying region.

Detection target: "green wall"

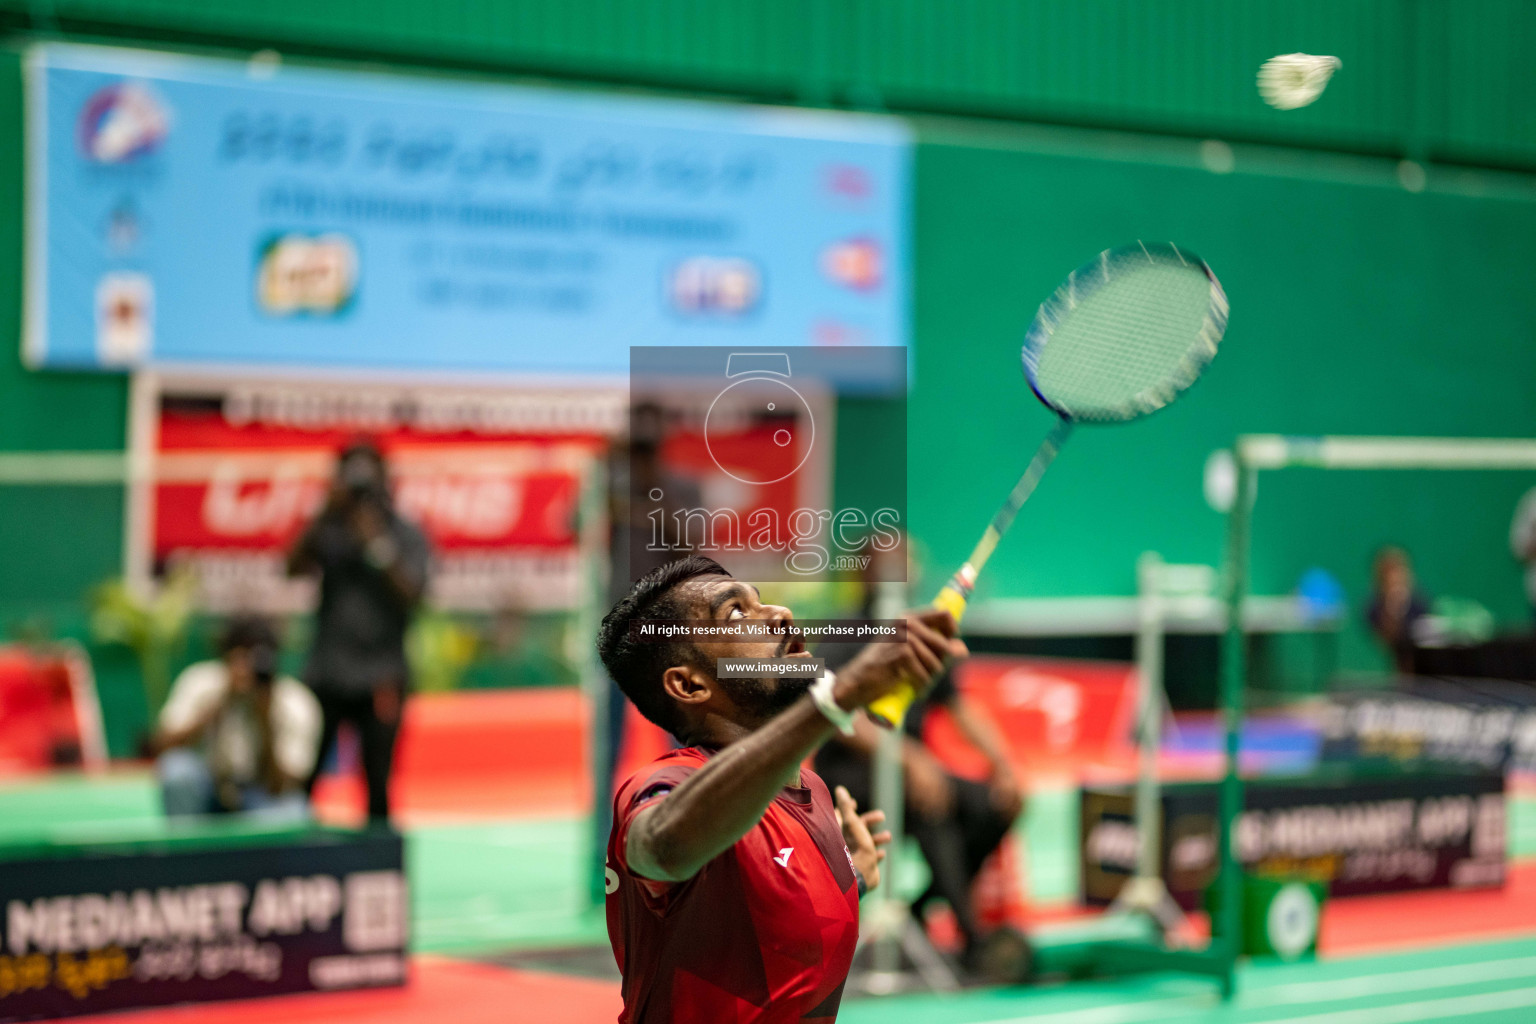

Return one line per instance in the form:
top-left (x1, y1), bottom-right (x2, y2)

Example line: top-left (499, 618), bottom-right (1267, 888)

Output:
top-left (2, 36), bottom-right (1536, 681)
top-left (907, 122), bottom-right (1536, 669)
top-left (0, 48), bottom-right (136, 747)
top-left (0, 50), bottom-right (127, 621)
top-left (1, 2), bottom-right (1533, 169)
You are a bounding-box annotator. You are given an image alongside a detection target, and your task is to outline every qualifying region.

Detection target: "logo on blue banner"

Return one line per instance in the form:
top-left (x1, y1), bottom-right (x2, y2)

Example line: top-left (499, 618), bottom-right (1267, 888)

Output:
top-left (26, 44), bottom-right (911, 376)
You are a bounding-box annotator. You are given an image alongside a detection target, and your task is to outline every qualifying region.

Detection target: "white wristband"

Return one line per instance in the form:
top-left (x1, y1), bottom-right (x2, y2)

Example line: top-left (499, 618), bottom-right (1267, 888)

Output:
top-left (809, 670), bottom-right (856, 736)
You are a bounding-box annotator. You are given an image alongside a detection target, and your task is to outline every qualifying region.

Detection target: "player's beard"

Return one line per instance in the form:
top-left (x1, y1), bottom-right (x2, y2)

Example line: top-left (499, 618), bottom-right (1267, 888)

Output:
top-left (726, 674), bottom-right (815, 723)
top-left (719, 633), bottom-right (814, 723)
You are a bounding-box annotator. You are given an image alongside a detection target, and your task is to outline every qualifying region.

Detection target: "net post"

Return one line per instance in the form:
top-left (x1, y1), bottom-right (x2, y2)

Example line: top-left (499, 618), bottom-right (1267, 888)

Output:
top-left (1215, 446), bottom-right (1255, 998)
top-left (582, 452), bottom-right (613, 910)
top-left (869, 726), bottom-right (905, 975)
top-left (869, 576), bottom-right (912, 977)
top-left (1134, 552), bottom-right (1164, 884)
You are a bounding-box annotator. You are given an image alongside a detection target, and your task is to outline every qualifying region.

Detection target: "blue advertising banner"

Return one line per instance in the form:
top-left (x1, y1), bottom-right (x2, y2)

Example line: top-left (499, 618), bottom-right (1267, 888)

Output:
top-left (24, 45), bottom-right (910, 378)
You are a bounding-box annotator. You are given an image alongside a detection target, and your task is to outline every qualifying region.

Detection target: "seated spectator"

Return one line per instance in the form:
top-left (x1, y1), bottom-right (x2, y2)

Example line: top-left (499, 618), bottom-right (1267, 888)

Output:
top-left (813, 665), bottom-right (1023, 972)
top-left (153, 616), bottom-right (321, 821)
top-left (1366, 545), bottom-right (1431, 674)
top-left (1511, 486), bottom-right (1536, 622)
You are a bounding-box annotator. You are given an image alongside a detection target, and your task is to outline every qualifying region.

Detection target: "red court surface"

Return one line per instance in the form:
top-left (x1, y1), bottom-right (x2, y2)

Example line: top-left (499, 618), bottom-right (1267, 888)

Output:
top-left (313, 673), bottom-right (1364, 826)
top-left (1319, 860), bottom-right (1536, 955)
top-left (62, 956), bottom-right (619, 1024)
top-left (312, 688), bottom-right (672, 824)
top-left (312, 675), bottom-right (1140, 824)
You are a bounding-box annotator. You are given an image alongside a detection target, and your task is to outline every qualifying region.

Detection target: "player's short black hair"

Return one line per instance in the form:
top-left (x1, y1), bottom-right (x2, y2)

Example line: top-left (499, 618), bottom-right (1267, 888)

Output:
top-left (597, 556), bottom-right (729, 740)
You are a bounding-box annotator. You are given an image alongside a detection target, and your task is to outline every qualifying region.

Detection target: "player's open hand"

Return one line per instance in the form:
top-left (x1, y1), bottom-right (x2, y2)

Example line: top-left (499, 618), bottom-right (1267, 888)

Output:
top-left (833, 608), bottom-right (967, 711)
top-left (834, 785), bottom-right (892, 894)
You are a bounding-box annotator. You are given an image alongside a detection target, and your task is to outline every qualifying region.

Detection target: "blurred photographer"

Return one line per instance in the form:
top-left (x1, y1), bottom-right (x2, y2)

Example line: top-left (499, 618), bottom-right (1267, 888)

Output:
top-left (153, 616), bottom-right (320, 820)
top-left (289, 439), bottom-right (430, 823)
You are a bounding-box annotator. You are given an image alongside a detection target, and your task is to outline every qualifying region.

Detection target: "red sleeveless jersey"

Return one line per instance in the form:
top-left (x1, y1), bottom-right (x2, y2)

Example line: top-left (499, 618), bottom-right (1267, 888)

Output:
top-left (606, 746), bottom-right (862, 1023)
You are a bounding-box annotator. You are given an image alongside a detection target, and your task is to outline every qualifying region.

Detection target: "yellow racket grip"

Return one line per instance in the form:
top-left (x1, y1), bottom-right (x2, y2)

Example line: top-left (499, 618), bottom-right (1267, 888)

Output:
top-left (864, 579), bottom-right (971, 729)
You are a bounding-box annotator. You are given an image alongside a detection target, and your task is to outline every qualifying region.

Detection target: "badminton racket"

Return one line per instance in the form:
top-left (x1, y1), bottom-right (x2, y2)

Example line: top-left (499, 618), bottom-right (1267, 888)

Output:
top-left (867, 242), bottom-right (1229, 727)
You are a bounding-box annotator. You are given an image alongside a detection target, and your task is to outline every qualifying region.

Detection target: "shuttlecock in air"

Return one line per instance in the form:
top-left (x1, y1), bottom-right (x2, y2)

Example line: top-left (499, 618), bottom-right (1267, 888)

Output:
top-left (1257, 53), bottom-right (1341, 110)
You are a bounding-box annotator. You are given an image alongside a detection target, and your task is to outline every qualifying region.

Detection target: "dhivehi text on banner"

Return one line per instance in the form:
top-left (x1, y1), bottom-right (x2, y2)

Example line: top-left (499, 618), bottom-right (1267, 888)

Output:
top-left (25, 44), bottom-right (910, 376)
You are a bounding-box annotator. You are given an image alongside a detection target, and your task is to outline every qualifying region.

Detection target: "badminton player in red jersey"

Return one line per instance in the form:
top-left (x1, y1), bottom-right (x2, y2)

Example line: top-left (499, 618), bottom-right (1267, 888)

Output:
top-left (597, 556), bottom-right (965, 1023)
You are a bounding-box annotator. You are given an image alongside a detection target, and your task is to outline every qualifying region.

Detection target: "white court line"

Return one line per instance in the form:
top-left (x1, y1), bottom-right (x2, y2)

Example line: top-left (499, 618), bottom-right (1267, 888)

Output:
top-left (1245, 954), bottom-right (1536, 1008)
top-left (1263, 984), bottom-right (1536, 1024)
top-left (978, 994), bottom-right (1219, 1024)
top-left (977, 954), bottom-right (1536, 1024)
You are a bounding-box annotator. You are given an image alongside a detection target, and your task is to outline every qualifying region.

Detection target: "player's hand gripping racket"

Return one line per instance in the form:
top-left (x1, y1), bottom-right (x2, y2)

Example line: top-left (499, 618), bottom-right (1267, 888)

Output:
top-left (866, 242), bottom-right (1228, 728)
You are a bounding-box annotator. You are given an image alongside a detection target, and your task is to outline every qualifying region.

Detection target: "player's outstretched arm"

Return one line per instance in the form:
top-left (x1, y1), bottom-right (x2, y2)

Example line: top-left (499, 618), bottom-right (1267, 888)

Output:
top-left (626, 609), bottom-right (964, 883)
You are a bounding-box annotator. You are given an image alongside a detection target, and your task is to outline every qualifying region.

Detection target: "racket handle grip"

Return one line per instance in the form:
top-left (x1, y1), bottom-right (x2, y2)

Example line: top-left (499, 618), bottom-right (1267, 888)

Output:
top-left (864, 572), bottom-right (972, 729)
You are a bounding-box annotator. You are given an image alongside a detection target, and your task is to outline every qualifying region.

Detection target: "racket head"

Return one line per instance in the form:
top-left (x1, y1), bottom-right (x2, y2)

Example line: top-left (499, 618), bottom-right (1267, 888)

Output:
top-left (1021, 242), bottom-right (1228, 424)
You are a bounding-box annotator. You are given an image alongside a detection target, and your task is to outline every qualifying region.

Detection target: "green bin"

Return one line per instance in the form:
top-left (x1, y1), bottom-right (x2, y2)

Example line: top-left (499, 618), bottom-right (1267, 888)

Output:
top-left (1207, 874), bottom-right (1326, 960)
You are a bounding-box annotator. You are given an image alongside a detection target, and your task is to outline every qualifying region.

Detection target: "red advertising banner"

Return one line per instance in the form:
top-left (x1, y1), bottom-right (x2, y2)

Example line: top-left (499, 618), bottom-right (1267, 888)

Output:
top-left (144, 381), bottom-right (618, 613)
top-left (924, 655), bottom-right (1139, 778)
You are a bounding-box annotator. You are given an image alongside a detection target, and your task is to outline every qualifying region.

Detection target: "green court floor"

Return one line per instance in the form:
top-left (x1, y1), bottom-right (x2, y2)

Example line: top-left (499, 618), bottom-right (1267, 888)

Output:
top-left (411, 785), bottom-right (1087, 954)
top-left (411, 818), bottom-right (609, 952)
top-left (4, 772), bottom-right (1536, 1024)
top-left (838, 936), bottom-right (1536, 1024)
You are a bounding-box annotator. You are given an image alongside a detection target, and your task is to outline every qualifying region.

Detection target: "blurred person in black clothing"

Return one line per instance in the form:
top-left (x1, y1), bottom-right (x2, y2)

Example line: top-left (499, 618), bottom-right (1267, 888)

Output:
top-left (289, 439), bottom-right (430, 823)
top-left (814, 667), bottom-right (1022, 970)
top-left (1366, 545), bottom-right (1431, 674)
top-left (813, 556), bottom-right (1023, 971)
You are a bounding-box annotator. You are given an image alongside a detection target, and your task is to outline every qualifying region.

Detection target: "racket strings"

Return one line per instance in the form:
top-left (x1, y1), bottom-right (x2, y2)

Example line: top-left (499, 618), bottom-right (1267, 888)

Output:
top-left (1029, 256), bottom-right (1224, 422)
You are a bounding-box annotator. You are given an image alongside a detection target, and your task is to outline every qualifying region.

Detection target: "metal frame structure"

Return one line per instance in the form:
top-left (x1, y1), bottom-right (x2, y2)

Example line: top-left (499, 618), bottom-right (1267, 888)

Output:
top-left (1108, 552), bottom-right (1204, 931)
top-left (1211, 434), bottom-right (1536, 993)
top-left (849, 579), bottom-right (962, 995)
